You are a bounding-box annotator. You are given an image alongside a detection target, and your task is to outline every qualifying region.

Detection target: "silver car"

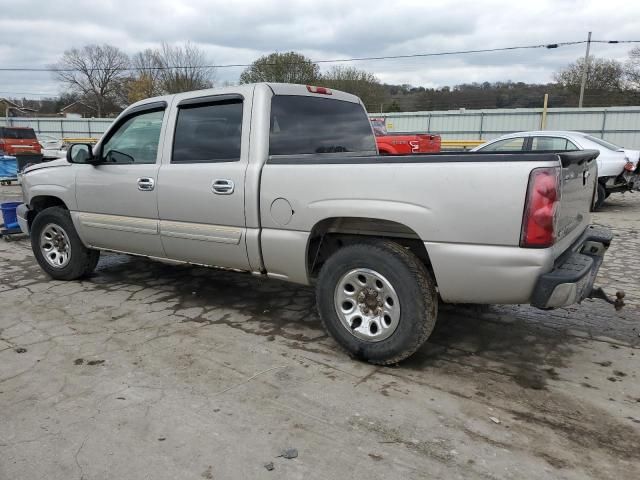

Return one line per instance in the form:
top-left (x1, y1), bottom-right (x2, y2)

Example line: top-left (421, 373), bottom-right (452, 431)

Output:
top-left (473, 131), bottom-right (640, 209)
top-left (37, 134), bottom-right (67, 160)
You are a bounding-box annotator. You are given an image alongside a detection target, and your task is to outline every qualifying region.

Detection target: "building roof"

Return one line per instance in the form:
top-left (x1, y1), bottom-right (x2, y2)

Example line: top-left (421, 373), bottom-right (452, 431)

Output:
top-left (0, 98), bottom-right (37, 114)
top-left (60, 101), bottom-right (97, 113)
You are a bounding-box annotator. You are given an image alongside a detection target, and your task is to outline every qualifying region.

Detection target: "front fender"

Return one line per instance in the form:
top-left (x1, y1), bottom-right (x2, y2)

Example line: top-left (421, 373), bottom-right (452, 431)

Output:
top-left (21, 166), bottom-right (76, 210)
top-left (24, 184), bottom-right (76, 210)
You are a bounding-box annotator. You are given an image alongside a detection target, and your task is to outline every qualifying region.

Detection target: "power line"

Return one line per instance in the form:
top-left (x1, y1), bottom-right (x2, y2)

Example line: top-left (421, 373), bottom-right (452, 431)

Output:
top-left (0, 91), bottom-right (59, 97)
top-left (0, 39), bottom-right (638, 73)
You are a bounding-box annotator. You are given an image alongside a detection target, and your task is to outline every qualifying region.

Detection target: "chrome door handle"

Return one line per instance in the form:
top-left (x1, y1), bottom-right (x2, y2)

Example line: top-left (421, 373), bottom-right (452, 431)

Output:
top-left (137, 177), bottom-right (155, 191)
top-left (212, 179), bottom-right (235, 195)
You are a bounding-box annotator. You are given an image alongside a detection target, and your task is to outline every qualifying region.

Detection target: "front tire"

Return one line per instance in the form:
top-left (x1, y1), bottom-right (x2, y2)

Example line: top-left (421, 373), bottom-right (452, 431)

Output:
top-left (316, 240), bottom-right (438, 365)
top-left (31, 206), bottom-right (100, 280)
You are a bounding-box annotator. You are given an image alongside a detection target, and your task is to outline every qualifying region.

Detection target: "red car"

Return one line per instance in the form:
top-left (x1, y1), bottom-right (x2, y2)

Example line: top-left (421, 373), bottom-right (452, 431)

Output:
top-left (370, 118), bottom-right (441, 155)
top-left (0, 127), bottom-right (42, 156)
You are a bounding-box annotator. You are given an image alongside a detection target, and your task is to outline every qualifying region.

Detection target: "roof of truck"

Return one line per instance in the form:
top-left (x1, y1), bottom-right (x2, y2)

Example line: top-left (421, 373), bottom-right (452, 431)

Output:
top-left (126, 82), bottom-right (363, 114)
top-left (497, 131), bottom-right (588, 137)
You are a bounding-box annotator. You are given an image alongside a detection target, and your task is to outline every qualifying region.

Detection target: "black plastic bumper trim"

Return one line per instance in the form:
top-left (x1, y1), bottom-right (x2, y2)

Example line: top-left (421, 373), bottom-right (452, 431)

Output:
top-left (531, 225), bottom-right (612, 309)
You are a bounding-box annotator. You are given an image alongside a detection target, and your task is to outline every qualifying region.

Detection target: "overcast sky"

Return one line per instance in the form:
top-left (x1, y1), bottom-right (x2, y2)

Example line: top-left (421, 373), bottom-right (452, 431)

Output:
top-left (0, 0), bottom-right (638, 99)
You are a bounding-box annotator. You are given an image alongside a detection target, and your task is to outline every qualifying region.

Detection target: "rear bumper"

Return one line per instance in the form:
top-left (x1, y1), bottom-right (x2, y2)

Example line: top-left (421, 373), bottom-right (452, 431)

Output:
top-left (531, 225), bottom-right (612, 309)
top-left (605, 172), bottom-right (639, 192)
top-left (16, 203), bottom-right (30, 235)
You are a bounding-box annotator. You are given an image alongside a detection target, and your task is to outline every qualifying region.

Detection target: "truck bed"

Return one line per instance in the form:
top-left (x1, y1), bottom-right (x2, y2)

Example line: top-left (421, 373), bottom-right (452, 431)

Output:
top-left (259, 150), bottom-right (598, 304)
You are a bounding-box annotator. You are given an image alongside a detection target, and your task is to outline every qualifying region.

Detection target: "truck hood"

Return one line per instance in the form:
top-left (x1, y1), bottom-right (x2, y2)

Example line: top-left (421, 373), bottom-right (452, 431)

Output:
top-left (23, 158), bottom-right (70, 173)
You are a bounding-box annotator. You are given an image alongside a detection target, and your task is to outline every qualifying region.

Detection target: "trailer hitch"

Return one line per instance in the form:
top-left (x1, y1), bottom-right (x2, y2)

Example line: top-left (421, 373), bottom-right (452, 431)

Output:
top-left (589, 287), bottom-right (625, 311)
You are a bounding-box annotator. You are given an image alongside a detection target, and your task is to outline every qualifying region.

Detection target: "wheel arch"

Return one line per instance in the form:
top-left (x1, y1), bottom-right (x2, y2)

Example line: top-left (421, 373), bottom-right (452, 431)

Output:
top-left (305, 216), bottom-right (434, 282)
top-left (377, 144), bottom-right (396, 155)
top-left (28, 195), bottom-right (68, 227)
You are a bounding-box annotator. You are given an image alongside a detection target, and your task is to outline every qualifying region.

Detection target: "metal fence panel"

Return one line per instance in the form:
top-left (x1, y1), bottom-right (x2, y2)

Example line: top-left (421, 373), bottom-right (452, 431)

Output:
top-left (2, 106), bottom-right (640, 148)
top-left (545, 111), bottom-right (604, 132)
top-left (0, 117), bottom-right (112, 139)
top-left (481, 112), bottom-right (541, 138)
top-left (373, 106), bottom-right (640, 148)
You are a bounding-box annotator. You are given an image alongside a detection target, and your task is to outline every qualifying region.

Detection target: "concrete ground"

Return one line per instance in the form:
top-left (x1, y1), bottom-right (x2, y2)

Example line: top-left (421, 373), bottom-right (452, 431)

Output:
top-left (1, 184), bottom-right (638, 480)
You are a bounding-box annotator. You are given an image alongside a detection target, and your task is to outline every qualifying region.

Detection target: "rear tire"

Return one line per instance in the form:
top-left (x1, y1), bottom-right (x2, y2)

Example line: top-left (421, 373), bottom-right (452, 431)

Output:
top-left (31, 206), bottom-right (100, 280)
top-left (316, 239), bottom-right (438, 365)
top-left (593, 183), bottom-right (607, 210)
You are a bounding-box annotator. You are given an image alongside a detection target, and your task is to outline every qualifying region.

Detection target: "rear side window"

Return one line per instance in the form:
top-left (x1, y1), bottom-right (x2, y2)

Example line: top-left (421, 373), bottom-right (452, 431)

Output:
top-left (479, 137), bottom-right (525, 152)
top-left (172, 100), bottom-right (243, 163)
top-left (269, 96), bottom-right (376, 156)
top-left (0, 127), bottom-right (37, 140)
top-left (531, 137), bottom-right (579, 151)
top-left (584, 135), bottom-right (623, 151)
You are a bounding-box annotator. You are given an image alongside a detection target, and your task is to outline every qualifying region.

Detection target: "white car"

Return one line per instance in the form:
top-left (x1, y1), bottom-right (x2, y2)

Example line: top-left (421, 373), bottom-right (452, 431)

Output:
top-left (37, 134), bottom-right (67, 160)
top-left (472, 131), bottom-right (640, 209)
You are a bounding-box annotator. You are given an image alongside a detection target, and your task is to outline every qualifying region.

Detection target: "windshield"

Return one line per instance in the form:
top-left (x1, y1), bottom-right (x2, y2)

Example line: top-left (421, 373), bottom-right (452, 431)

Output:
top-left (0, 127), bottom-right (37, 140)
top-left (584, 135), bottom-right (623, 151)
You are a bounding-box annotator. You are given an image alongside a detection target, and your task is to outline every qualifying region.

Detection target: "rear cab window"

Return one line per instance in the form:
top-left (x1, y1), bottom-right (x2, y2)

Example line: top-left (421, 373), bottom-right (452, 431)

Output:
top-left (370, 117), bottom-right (388, 136)
top-left (269, 95), bottom-right (376, 156)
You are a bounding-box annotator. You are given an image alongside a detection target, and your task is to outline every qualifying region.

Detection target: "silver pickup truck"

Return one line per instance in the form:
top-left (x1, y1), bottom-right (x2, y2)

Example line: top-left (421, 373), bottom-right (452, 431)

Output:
top-left (17, 83), bottom-right (616, 364)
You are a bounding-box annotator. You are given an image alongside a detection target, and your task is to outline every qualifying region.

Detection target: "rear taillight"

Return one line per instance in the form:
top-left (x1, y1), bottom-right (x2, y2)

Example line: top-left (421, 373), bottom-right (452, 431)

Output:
top-left (306, 85), bottom-right (332, 95)
top-left (624, 161), bottom-right (634, 172)
top-left (520, 167), bottom-right (560, 248)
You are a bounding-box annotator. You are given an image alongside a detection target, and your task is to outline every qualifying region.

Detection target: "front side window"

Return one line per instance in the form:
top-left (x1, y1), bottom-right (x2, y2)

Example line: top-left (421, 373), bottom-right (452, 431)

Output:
top-left (531, 137), bottom-right (579, 151)
top-left (480, 137), bottom-right (525, 152)
top-left (269, 96), bottom-right (376, 156)
top-left (101, 110), bottom-right (164, 164)
top-left (172, 100), bottom-right (243, 163)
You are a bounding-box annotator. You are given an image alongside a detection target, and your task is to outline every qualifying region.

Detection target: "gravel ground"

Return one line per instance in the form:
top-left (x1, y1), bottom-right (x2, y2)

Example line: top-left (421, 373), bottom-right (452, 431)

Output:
top-left (1, 184), bottom-right (638, 480)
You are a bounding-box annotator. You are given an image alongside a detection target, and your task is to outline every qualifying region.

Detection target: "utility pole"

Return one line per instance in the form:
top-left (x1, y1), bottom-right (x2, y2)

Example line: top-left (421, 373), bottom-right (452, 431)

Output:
top-left (540, 93), bottom-right (549, 129)
top-left (578, 31), bottom-right (592, 108)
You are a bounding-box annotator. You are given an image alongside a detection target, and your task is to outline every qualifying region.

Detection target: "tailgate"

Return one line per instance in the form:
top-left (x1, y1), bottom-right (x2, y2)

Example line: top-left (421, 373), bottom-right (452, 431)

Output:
top-left (555, 150), bottom-right (599, 242)
top-left (8, 139), bottom-right (40, 154)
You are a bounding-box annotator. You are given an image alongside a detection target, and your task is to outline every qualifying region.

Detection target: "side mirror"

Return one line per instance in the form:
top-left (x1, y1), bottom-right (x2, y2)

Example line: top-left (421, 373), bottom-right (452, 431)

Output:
top-left (67, 143), bottom-right (98, 164)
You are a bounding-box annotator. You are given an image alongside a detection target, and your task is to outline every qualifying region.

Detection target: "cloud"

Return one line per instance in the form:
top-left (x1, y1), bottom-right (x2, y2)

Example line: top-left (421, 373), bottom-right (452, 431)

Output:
top-left (0, 0), bottom-right (638, 98)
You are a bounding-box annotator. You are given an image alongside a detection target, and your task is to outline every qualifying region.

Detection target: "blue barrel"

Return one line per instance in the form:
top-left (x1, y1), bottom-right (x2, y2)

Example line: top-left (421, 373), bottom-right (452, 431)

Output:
top-left (0, 201), bottom-right (21, 230)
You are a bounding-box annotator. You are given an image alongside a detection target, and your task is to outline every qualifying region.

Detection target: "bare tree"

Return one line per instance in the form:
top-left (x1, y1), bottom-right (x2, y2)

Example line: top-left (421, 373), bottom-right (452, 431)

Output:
top-left (626, 47), bottom-right (640, 90)
top-left (53, 44), bottom-right (130, 116)
top-left (553, 56), bottom-right (625, 95)
top-left (155, 42), bottom-right (214, 94)
top-left (129, 49), bottom-right (164, 101)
